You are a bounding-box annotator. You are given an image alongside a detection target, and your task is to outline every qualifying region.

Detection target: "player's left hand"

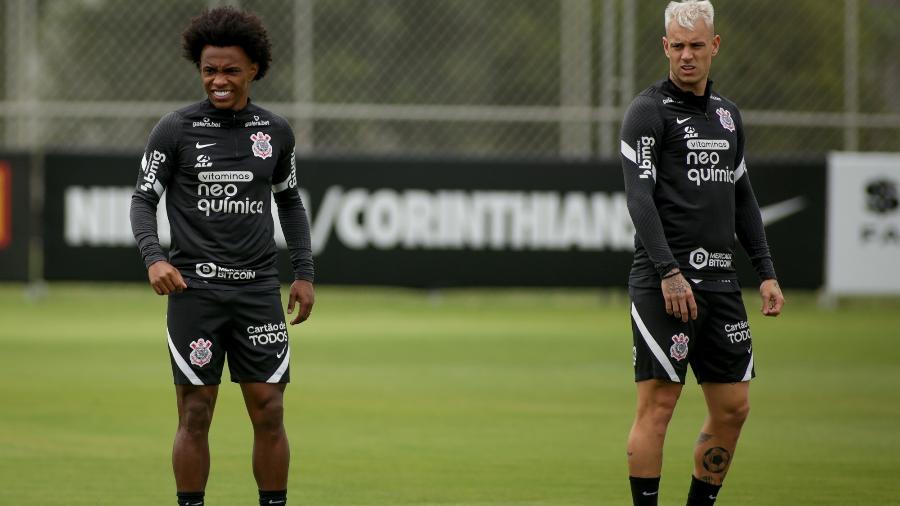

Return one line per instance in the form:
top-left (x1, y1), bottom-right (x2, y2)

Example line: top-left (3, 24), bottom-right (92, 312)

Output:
top-left (287, 279), bottom-right (315, 325)
top-left (759, 279), bottom-right (784, 317)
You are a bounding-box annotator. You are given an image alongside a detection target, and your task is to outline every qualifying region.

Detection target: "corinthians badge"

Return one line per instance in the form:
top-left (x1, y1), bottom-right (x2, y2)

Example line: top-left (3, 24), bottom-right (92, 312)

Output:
top-left (716, 107), bottom-right (736, 132)
top-left (250, 131), bottom-right (273, 159)
top-left (189, 338), bottom-right (213, 367)
top-left (669, 333), bottom-right (689, 362)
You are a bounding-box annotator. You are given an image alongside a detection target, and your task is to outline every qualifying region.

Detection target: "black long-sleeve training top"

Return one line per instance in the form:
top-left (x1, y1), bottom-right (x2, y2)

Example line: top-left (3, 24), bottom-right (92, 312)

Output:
top-left (620, 78), bottom-right (776, 291)
top-left (130, 99), bottom-right (314, 290)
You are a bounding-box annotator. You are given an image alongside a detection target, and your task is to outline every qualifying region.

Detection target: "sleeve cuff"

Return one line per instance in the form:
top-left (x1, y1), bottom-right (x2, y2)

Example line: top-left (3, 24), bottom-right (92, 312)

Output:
top-left (143, 253), bottom-right (167, 270)
top-left (654, 261), bottom-right (680, 278)
top-left (294, 272), bottom-right (315, 283)
top-left (754, 258), bottom-right (777, 281)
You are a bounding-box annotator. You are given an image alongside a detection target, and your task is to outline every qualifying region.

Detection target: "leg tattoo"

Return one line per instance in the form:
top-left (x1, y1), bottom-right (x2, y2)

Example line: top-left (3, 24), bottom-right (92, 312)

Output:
top-left (696, 432), bottom-right (713, 445)
top-left (702, 447), bottom-right (731, 474)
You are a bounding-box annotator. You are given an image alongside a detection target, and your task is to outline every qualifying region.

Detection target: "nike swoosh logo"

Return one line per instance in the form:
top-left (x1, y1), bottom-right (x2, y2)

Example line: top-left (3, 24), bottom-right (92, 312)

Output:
top-left (760, 196), bottom-right (807, 226)
top-left (276, 345), bottom-right (287, 359)
top-left (709, 495), bottom-right (718, 500)
top-left (676, 117), bottom-right (691, 124)
top-left (642, 491), bottom-right (658, 496)
top-left (268, 500), bottom-right (285, 505)
top-left (195, 142), bottom-right (216, 149)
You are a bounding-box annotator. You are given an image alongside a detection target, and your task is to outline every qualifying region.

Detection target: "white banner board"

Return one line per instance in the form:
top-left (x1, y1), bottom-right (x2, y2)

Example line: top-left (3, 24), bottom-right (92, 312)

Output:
top-left (826, 152), bottom-right (900, 295)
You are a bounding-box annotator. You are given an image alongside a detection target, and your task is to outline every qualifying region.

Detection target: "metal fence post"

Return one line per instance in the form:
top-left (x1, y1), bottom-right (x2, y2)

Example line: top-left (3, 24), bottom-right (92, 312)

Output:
top-left (844, 0), bottom-right (859, 151)
top-left (559, 0), bottom-right (592, 159)
top-left (294, 0), bottom-right (315, 154)
top-left (620, 0), bottom-right (636, 113)
top-left (598, 0), bottom-right (617, 158)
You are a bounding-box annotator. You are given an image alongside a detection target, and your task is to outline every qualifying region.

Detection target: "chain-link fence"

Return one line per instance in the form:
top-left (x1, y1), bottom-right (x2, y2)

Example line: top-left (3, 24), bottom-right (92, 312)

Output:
top-left (1, 0), bottom-right (898, 158)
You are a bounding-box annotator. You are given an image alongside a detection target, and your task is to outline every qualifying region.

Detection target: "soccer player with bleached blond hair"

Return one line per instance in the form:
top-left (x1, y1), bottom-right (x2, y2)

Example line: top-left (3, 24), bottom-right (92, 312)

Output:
top-left (619, 1), bottom-right (784, 504)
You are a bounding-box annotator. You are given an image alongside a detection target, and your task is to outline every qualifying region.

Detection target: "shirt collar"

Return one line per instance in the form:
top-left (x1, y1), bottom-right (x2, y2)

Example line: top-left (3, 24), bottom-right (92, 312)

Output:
top-left (662, 78), bottom-right (713, 109)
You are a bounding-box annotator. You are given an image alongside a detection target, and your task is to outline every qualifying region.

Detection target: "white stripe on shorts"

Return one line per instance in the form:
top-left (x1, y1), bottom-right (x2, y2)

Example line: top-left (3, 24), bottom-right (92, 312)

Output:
top-left (742, 352), bottom-right (754, 382)
top-left (631, 302), bottom-right (680, 382)
top-left (167, 329), bottom-right (203, 386)
top-left (267, 346), bottom-right (290, 383)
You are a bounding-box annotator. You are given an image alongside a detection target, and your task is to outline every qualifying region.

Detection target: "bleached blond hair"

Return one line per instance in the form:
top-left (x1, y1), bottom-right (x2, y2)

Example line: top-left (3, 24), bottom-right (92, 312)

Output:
top-left (664, 0), bottom-right (715, 32)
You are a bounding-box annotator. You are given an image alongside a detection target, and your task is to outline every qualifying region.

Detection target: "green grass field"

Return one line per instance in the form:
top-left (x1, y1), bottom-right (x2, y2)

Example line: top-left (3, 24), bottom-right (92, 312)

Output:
top-left (1, 284), bottom-right (899, 505)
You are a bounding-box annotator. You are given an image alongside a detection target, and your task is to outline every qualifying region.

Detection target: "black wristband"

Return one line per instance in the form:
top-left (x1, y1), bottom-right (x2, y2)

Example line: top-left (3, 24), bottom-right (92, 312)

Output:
top-left (661, 269), bottom-right (681, 280)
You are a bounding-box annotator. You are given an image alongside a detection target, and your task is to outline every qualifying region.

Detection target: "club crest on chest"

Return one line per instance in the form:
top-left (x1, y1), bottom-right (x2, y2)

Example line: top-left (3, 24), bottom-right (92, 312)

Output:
top-left (250, 131), bottom-right (273, 159)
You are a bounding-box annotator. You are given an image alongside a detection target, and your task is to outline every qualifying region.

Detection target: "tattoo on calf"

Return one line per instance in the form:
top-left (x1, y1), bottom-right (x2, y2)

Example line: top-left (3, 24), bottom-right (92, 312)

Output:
top-left (697, 432), bottom-right (713, 445)
top-left (701, 475), bottom-right (716, 484)
top-left (702, 446), bottom-right (731, 473)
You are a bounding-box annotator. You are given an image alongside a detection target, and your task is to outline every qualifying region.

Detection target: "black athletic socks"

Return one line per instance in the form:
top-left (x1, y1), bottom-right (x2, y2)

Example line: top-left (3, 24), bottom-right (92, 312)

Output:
top-left (629, 476), bottom-right (661, 506)
top-left (686, 475), bottom-right (722, 506)
top-left (259, 489), bottom-right (287, 506)
top-left (176, 491), bottom-right (204, 506)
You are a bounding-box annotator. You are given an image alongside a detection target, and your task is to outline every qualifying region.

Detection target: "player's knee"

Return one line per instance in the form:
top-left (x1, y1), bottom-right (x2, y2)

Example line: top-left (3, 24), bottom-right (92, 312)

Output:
top-left (731, 402), bottom-right (751, 426)
top-left (637, 391), bottom-right (679, 429)
top-left (714, 401), bottom-right (750, 428)
top-left (249, 397), bottom-right (285, 436)
top-left (650, 398), bottom-right (678, 427)
top-left (179, 402), bottom-right (213, 436)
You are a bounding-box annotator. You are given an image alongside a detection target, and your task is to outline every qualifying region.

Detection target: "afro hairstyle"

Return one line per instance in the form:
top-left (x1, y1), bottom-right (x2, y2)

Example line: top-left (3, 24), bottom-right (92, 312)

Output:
top-left (182, 6), bottom-right (273, 81)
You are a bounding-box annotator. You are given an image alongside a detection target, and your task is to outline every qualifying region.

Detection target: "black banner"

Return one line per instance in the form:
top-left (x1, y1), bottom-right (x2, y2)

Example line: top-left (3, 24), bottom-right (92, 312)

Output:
top-left (0, 154), bottom-right (31, 281)
top-left (43, 153), bottom-right (146, 282)
top-left (733, 158), bottom-right (826, 290)
top-left (297, 158), bottom-right (635, 287)
top-left (40, 154), bottom-right (825, 288)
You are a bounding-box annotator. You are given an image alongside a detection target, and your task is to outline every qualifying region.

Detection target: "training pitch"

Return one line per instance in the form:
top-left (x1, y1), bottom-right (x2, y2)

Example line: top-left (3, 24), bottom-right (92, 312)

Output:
top-left (1, 284), bottom-right (898, 505)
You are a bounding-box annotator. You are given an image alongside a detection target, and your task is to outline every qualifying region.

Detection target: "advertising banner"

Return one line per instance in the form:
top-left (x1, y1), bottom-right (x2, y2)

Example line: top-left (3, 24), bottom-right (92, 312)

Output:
top-left (42, 154), bottom-right (825, 288)
top-left (826, 152), bottom-right (900, 295)
top-left (734, 159), bottom-right (826, 291)
top-left (0, 155), bottom-right (31, 281)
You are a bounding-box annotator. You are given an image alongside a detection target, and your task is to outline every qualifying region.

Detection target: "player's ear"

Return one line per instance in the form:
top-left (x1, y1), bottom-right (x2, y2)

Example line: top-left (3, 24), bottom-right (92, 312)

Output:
top-left (662, 36), bottom-right (670, 56)
top-left (711, 34), bottom-right (721, 56)
top-left (248, 62), bottom-right (259, 81)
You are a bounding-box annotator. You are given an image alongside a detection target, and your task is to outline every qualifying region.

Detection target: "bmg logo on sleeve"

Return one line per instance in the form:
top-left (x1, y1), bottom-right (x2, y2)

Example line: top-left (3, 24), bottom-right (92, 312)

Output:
top-left (636, 136), bottom-right (655, 179)
top-left (139, 150), bottom-right (166, 193)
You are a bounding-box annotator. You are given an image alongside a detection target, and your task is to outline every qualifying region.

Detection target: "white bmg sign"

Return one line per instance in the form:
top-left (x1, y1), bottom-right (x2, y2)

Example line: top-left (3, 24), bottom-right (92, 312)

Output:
top-left (826, 152), bottom-right (900, 295)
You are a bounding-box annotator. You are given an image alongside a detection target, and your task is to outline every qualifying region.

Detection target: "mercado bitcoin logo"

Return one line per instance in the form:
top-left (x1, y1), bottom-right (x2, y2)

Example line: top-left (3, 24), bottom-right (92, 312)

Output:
top-left (0, 163), bottom-right (10, 249)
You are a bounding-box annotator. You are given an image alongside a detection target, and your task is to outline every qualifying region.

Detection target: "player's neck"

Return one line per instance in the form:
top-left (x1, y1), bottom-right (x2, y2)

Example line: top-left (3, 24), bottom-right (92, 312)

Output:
top-left (669, 74), bottom-right (708, 96)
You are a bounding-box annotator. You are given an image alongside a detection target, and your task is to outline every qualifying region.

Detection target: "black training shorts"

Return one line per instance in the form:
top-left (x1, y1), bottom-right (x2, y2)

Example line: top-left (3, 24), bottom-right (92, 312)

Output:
top-left (166, 288), bottom-right (291, 385)
top-left (629, 285), bottom-right (755, 384)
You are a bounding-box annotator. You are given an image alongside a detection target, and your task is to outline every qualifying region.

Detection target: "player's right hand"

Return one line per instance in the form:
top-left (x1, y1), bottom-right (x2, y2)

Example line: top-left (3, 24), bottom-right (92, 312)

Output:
top-left (147, 260), bottom-right (187, 295)
top-left (661, 270), bottom-right (698, 323)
